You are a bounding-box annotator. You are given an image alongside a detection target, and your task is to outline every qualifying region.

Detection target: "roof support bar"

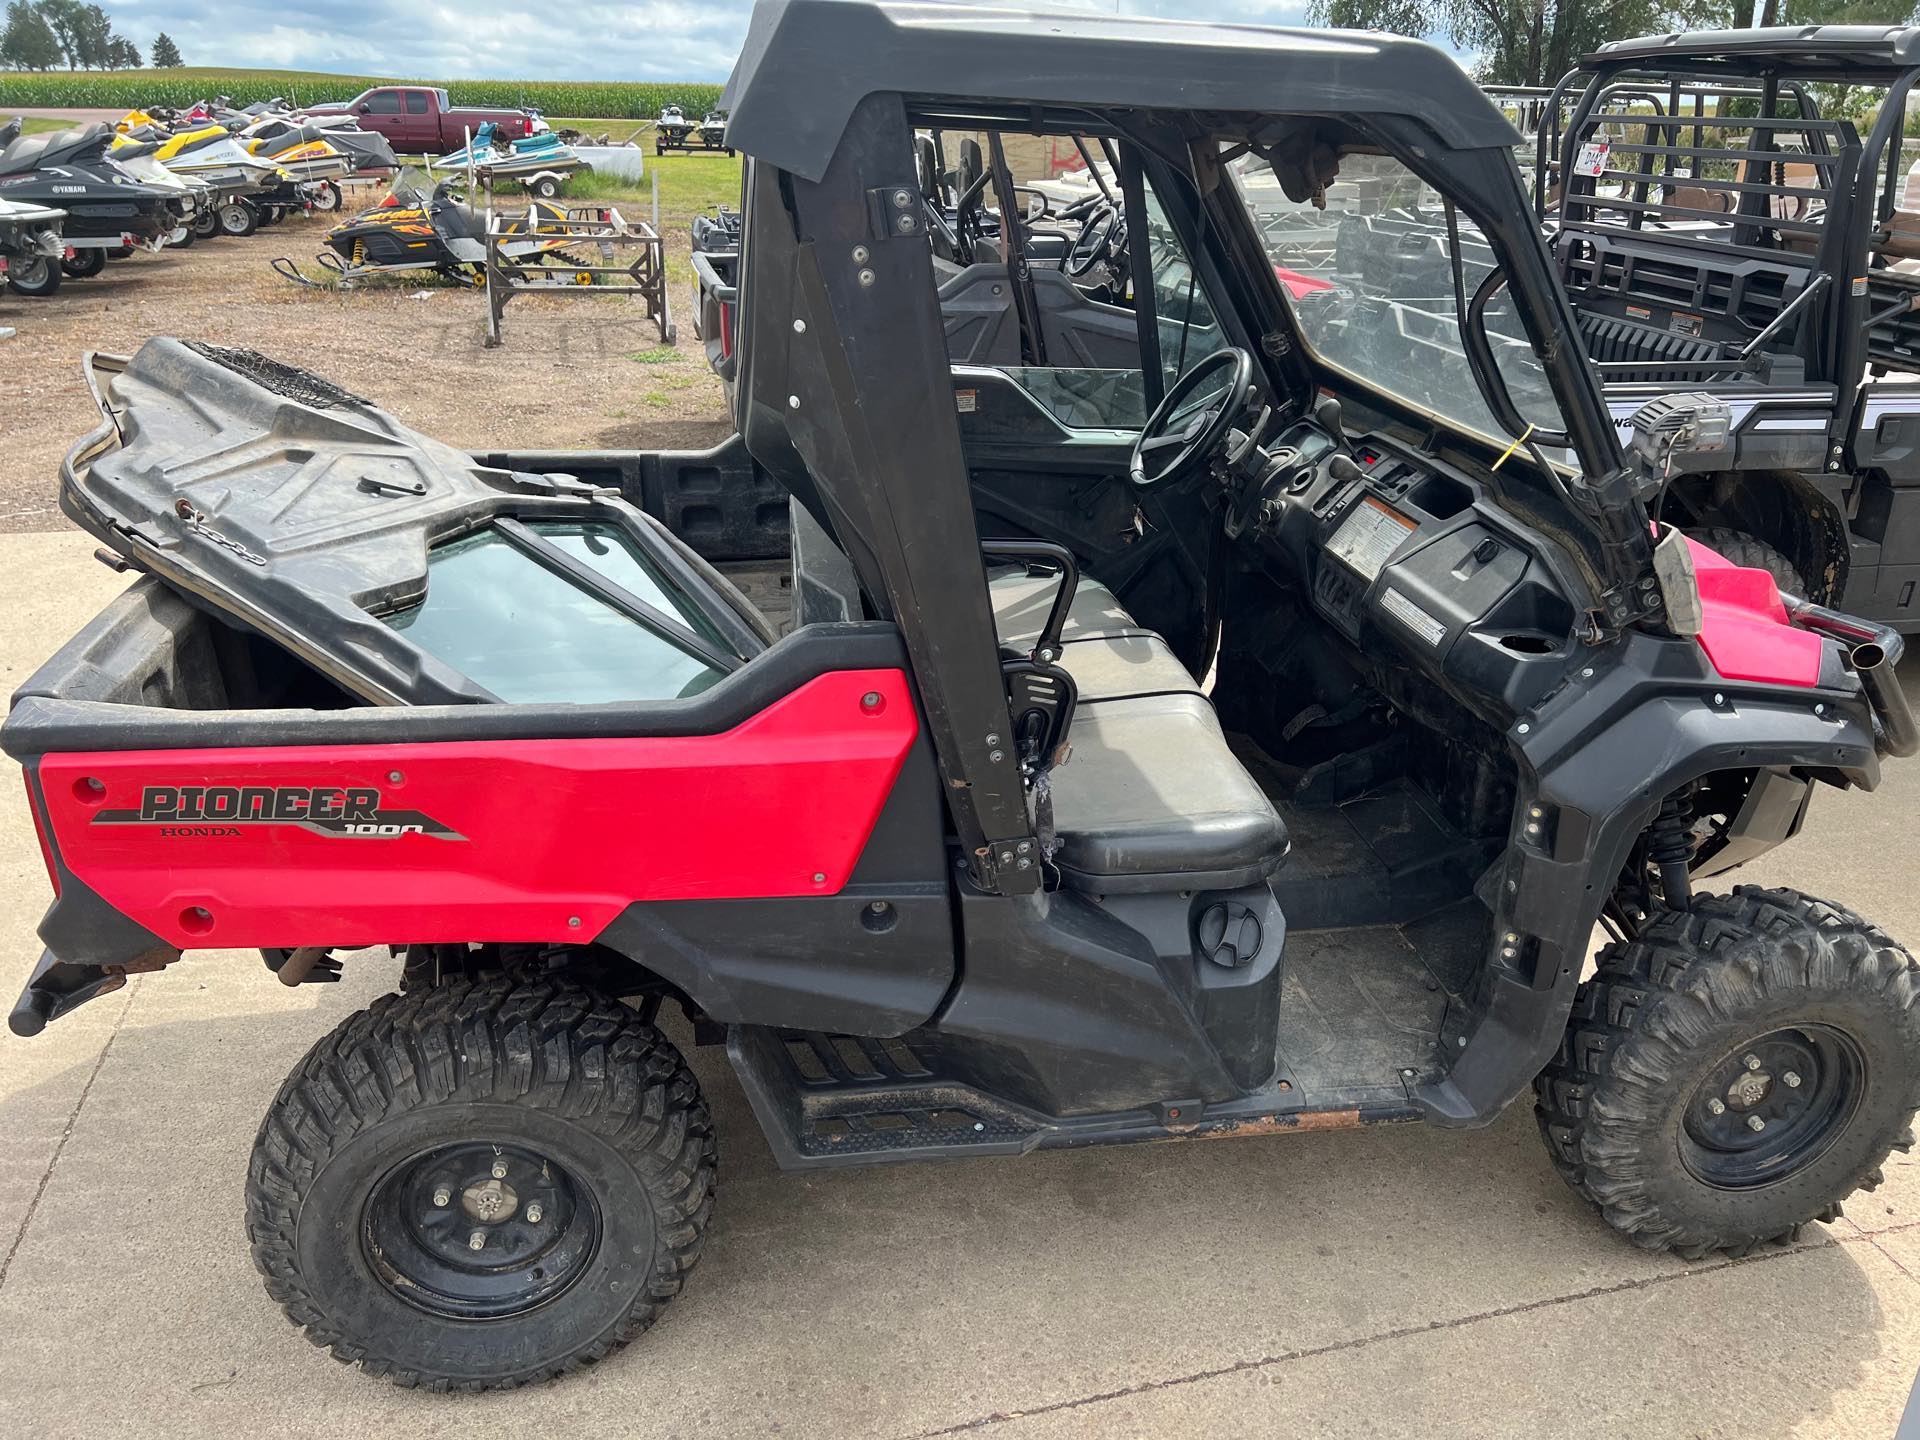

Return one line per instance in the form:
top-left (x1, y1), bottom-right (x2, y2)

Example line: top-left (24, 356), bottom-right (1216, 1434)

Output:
top-left (740, 90), bottom-right (1040, 894)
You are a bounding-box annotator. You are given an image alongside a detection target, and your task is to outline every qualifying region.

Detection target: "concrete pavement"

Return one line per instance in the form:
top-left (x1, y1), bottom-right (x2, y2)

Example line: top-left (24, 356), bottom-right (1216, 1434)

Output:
top-left (0, 528), bottom-right (1916, 1438)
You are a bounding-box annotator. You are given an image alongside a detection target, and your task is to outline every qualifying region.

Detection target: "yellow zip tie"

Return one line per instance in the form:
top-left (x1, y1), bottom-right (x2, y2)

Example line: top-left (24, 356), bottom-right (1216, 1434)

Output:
top-left (1491, 422), bottom-right (1536, 471)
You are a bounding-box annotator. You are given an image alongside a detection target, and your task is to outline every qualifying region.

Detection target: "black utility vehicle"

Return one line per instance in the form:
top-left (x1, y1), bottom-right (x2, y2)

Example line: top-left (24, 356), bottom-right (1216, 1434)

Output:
top-left (1526, 28), bottom-right (1920, 627)
top-left (8, 1), bottom-right (1920, 1392)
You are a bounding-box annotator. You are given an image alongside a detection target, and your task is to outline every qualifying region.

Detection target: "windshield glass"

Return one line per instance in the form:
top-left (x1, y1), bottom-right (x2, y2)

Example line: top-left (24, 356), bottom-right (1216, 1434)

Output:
top-left (1226, 149), bottom-right (1564, 446)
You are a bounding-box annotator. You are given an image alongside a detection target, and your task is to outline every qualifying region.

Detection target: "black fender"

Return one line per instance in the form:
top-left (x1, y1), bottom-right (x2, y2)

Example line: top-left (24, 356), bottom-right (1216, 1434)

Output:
top-left (1419, 627), bottom-right (1879, 1126)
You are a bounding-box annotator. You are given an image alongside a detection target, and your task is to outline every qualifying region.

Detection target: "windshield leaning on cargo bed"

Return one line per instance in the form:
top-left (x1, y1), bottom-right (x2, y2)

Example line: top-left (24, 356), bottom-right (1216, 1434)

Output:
top-left (1225, 149), bottom-right (1565, 450)
top-left (383, 523), bottom-right (729, 704)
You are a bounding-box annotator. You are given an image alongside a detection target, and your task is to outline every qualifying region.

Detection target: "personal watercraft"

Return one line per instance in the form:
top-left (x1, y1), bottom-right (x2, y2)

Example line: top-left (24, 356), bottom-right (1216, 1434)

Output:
top-left (0, 120), bottom-right (185, 254)
top-left (0, 193), bottom-right (65, 297)
top-left (272, 174), bottom-right (572, 286)
top-left (114, 124), bottom-right (290, 237)
top-left (654, 105), bottom-right (697, 154)
top-left (100, 135), bottom-right (216, 247)
top-left (698, 110), bottom-right (732, 154)
top-left (238, 118), bottom-right (355, 184)
top-left (434, 123), bottom-right (585, 196)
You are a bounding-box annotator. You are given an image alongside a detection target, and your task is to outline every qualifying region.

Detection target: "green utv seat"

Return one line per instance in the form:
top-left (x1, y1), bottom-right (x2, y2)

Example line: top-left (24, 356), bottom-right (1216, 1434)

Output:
top-left (986, 568), bottom-right (1288, 894)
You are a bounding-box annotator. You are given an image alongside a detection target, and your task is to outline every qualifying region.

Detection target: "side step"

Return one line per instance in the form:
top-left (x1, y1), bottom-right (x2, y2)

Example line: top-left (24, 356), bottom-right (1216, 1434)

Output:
top-left (728, 1025), bottom-right (1048, 1167)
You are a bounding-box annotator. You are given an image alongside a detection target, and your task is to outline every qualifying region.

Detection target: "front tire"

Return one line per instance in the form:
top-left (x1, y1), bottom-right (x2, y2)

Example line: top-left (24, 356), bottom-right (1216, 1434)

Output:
top-left (246, 976), bottom-right (716, 1389)
top-left (1536, 887), bottom-right (1920, 1258)
top-left (1684, 526), bottom-right (1808, 597)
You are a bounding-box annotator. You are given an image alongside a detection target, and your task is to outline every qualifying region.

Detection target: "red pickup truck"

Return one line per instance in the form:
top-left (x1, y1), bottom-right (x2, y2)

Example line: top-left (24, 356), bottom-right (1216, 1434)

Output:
top-left (306, 86), bottom-right (536, 155)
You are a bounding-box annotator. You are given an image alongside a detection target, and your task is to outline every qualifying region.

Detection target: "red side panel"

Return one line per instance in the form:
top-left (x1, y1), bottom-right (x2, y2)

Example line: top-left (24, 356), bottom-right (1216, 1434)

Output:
top-left (36, 670), bottom-right (917, 951)
top-left (1687, 536), bottom-right (1823, 688)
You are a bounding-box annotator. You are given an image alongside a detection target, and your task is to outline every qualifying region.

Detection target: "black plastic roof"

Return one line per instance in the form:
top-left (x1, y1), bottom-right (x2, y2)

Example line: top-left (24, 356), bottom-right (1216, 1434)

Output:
top-left (722, 0), bottom-right (1522, 183)
top-left (1585, 25), bottom-right (1920, 81)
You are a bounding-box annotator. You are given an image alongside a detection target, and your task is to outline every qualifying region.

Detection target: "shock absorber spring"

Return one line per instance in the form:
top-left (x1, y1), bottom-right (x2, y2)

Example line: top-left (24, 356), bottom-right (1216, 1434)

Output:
top-left (1649, 788), bottom-right (1695, 911)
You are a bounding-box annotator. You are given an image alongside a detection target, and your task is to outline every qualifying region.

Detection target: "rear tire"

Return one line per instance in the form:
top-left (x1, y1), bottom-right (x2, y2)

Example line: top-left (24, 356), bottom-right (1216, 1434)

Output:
top-left (6, 254), bottom-right (60, 296)
top-left (1684, 526), bottom-right (1808, 597)
top-left (245, 976), bottom-right (716, 1389)
top-left (1535, 887), bottom-right (1920, 1258)
top-left (531, 176), bottom-right (560, 199)
top-left (193, 209), bottom-right (219, 239)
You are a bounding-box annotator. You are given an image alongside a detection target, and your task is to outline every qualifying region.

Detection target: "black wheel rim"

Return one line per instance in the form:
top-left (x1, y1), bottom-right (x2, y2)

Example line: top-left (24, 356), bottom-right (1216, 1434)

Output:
top-left (362, 1140), bottom-right (601, 1320)
top-left (1680, 1025), bottom-right (1865, 1189)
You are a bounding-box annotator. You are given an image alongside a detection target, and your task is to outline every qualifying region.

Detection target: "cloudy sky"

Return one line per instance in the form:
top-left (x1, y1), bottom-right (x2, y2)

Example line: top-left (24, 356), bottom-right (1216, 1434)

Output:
top-left (107, 0), bottom-right (1326, 84)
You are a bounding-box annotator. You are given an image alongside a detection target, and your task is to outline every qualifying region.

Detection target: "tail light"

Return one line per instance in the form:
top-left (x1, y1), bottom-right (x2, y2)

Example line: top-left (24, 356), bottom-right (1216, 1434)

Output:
top-left (23, 771), bottom-right (60, 897)
top-left (720, 301), bottom-right (734, 361)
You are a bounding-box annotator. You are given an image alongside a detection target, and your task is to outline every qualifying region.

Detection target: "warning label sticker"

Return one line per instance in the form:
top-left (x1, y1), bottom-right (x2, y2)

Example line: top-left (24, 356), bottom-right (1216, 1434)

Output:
top-left (1380, 587), bottom-right (1448, 647)
top-left (1327, 495), bottom-right (1418, 582)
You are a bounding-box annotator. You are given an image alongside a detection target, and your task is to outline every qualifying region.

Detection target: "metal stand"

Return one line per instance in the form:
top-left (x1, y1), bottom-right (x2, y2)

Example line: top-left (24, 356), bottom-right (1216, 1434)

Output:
top-left (481, 201), bottom-right (675, 349)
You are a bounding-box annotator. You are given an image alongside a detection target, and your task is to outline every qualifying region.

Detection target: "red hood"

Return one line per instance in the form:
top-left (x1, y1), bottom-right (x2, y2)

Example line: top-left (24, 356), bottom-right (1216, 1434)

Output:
top-left (1274, 264), bottom-right (1334, 301)
top-left (1687, 536), bottom-right (1823, 687)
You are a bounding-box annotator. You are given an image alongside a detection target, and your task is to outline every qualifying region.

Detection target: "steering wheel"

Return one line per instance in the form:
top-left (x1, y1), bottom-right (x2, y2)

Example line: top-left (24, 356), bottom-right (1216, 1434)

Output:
top-left (1129, 347), bottom-right (1256, 489)
top-left (1064, 203), bottom-right (1126, 279)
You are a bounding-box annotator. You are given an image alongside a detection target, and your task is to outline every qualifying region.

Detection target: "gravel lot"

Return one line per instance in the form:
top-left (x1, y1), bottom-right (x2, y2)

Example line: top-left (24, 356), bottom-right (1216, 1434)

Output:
top-left (1, 203), bottom-right (732, 532)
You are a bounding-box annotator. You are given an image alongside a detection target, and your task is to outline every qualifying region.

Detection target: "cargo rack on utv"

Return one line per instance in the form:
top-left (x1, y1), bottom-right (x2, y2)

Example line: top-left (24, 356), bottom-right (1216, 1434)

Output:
top-left (1523, 27), bottom-right (1920, 629)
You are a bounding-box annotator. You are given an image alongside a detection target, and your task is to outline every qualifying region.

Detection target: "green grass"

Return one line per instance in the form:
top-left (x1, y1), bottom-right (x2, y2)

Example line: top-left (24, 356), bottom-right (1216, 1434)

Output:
top-left (0, 67), bottom-right (720, 119)
top-left (545, 116), bottom-right (654, 146)
top-left (13, 116), bottom-right (71, 136)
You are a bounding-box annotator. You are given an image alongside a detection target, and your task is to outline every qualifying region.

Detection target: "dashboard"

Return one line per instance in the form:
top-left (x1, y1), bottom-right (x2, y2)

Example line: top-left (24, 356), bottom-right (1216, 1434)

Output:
top-left (1236, 419), bottom-right (1581, 715)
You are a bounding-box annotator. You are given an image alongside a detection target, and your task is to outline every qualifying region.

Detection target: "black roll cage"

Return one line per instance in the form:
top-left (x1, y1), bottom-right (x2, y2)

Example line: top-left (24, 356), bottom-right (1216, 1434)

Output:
top-left (733, 85), bottom-right (1658, 896)
top-left (1542, 48), bottom-right (1920, 430)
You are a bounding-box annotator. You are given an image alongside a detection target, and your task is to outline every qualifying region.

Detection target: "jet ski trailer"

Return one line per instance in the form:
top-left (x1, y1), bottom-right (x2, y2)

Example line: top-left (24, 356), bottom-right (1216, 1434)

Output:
top-left (0, 194), bottom-right (65, 297)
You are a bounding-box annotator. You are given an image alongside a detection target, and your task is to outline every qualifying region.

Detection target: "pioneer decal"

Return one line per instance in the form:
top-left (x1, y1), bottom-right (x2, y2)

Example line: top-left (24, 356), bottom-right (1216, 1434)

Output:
top-left (92, 785), bottom-right (465, 840)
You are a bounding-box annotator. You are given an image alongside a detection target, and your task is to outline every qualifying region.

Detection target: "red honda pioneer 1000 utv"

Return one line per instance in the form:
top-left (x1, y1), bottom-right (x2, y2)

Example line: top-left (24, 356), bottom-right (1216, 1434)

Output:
top-left (7, 0), bottom-right (1919, 1391)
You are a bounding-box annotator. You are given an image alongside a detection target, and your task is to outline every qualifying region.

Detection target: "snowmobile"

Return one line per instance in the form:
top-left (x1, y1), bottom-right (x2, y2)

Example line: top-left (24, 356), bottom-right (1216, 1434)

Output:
top-left (654, 104), bottom-right (699, 154)
top-left (272, 173), bottom-right (573, 287)
top-left (0, 193), bottom-right (64, 297)
top-left (434, 123), bottom-right (585, 197)
top-left (0, 120), bottom-right (186, 260)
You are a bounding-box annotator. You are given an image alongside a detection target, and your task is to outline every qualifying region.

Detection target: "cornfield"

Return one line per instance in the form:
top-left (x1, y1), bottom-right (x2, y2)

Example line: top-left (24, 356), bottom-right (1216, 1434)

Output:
top-left (0, 67), bottom-right (723, 120)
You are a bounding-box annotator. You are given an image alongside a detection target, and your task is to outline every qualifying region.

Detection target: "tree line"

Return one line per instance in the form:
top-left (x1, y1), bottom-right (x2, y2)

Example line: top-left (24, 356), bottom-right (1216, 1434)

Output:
top-left (0, 1), bottom-right (180, 71)
top-left (1308, 0), bottom-right (1917, 88)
